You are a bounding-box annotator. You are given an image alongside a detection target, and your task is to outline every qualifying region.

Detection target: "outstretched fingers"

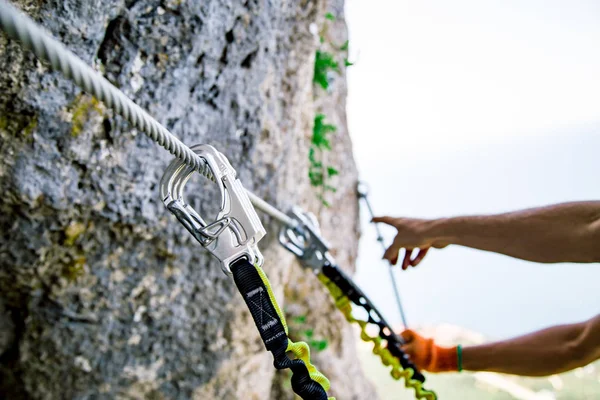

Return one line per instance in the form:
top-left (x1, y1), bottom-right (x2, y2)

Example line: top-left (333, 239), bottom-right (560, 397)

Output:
top-left (411, 247), bottom-right (430, 266)
top-left (402, 248), bottom-right (413, 270)
top-left (384, 241), bottom-right (401, 265)
top-left (399, 247), bottom-right (430, 269)
top-left (374, 216), bottom-right (431, 268)
top-left (371, 216), bottom-right (396, 225)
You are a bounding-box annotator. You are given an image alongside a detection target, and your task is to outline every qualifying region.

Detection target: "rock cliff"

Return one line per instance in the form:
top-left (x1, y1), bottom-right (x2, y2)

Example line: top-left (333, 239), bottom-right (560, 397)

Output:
top-left (0, 0), bottom-right (376, 398)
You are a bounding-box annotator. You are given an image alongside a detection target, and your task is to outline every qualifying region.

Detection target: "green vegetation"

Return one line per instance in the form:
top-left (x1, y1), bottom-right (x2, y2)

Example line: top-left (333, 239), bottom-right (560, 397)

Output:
top-left (303, 328), bottom-right (328, 352)
top-left (311, 114), bottom-right (336, 151)
top-left (309, 11), bottom-right (355, 206)
top-left (312, 14), bottom-right (353, 91)
top-left (313, 50), bottom-right (339, 90)
top-left (309, 114), bottom-right (339, 207)
top-left (291, 315), bottom-right (328, 352)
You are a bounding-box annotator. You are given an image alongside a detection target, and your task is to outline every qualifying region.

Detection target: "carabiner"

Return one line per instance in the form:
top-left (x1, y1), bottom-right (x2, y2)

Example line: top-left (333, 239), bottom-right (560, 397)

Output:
top-left (278, 207), bottom-right (335, 272)
top-left (356, 180), bottom-right (370, 199)
top-left (160, 144), bottom-right (265, 274)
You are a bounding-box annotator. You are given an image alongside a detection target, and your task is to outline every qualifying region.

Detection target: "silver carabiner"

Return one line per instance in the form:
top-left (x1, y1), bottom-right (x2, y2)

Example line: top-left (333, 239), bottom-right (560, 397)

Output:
top-left (278, 206), bottom-right (335, 272)
top-left (160, 144), bottom-right (265, 274)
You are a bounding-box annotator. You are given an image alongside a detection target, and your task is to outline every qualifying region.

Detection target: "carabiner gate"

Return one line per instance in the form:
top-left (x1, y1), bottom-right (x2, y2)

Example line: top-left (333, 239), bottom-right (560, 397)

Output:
top-left (278, 207), bottom-right (335, 272)
top-left (160, 144), bottom-right (265, 274)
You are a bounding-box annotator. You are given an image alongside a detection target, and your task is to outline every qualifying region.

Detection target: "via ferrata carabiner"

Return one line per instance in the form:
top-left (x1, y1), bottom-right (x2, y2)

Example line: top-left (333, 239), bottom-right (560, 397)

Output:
top-left (159, 144), bottom-right (265, 274)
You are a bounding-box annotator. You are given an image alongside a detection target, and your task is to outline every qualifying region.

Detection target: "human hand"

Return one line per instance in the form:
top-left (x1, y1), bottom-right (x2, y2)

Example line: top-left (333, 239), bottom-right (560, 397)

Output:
top-left (371, 216), bottom-right (448, 269)
top-left (399, 329), bottom-right (458, 373)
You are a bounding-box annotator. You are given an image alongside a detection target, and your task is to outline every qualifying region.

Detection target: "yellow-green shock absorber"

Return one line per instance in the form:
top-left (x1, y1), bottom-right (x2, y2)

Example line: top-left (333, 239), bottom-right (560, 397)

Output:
top-left (278, 207), bottom-right (437, 399)
top-left (317, 269), bottom-right (438, 400)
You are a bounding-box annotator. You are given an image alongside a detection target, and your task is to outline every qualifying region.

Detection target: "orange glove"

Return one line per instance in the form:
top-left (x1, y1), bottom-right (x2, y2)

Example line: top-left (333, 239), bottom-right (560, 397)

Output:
top-left (400, 329), bottom-right (460, 372)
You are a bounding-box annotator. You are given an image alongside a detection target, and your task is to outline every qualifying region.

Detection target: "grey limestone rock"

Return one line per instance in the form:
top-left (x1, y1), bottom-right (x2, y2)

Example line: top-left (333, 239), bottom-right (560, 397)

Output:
top-left (0, 0), bottom-right (377, 398)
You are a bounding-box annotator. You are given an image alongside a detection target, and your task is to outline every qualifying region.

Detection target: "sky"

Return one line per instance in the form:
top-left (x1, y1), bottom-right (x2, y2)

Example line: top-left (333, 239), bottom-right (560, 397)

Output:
top-left (345, 0), bottom-right (600, 339)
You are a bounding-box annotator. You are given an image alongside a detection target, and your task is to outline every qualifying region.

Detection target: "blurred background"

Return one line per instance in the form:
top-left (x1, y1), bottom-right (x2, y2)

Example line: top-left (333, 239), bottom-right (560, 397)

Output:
top-left (345, 0), bottom-right (600, 398)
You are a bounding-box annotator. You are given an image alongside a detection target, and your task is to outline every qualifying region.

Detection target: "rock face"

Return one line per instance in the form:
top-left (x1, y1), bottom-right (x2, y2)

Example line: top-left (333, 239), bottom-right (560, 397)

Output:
top-left (0, 0), bottom-right (377, 399)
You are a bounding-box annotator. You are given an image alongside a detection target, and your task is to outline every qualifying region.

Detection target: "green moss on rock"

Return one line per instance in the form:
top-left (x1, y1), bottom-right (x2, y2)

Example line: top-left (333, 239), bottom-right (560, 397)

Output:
top-left (0, 112), bottom-right (37, 138)
top-left (62, 256), bottom-right (86, 282)
top-left (64, 221), bottom-right (86, 247)
top-left (69, 94), bottom-right (103, 137)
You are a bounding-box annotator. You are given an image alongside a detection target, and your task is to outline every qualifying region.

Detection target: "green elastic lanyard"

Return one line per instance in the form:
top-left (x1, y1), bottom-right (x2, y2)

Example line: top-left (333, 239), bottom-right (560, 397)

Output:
top-left (457, 345), bottom-right (463, 372)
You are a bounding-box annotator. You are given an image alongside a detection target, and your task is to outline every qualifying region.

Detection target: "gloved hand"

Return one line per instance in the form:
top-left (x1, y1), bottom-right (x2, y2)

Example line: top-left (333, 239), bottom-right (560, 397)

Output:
top-left (400, 329), bottom-right (459, 372)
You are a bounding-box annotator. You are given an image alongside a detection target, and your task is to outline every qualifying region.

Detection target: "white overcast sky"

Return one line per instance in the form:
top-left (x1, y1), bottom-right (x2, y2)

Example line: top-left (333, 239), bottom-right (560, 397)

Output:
top-left (347, 0), bottom-right (600, 161)
top-left (345, 0), bottom-right (600, 338)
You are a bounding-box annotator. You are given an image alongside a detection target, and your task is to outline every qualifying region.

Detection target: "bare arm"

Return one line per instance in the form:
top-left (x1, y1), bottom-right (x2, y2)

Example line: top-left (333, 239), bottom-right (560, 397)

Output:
top-left (463, 314), bottom-right (600, 376)
top-left (374, 201), bottom-right (600, 267)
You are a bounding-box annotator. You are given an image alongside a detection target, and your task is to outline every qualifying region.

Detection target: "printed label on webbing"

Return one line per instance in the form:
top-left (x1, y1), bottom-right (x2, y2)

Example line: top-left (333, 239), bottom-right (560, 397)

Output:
top-left (261, 319), bottom-right (277, 331)
top-left (246, 286), bottom-right (279, 333)
top-left (246, 287), bottom-right (263, 298)
top-left (264, 330), bottom-right (285, 344)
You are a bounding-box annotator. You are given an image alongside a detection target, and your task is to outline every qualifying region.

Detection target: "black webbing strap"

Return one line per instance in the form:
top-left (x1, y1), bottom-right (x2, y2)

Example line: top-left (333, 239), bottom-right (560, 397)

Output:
top-left (321, 263), bottom-right (426, 383)
top-left (230, 258), bottom-right (329, 400)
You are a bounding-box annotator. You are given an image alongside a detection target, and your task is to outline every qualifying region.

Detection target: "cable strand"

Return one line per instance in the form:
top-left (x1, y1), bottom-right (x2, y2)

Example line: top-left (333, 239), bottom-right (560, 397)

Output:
top-left (359, 189), bottom-right (409, 328)
top-left (0, 0), bottom-right (293, 224)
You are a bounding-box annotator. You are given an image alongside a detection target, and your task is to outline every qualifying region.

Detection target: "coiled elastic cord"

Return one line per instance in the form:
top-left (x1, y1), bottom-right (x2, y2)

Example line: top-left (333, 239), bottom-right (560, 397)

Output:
top-left (318, 264), bottom-right (437, 400)
top-left (230, 258), bottom-right (333, 400)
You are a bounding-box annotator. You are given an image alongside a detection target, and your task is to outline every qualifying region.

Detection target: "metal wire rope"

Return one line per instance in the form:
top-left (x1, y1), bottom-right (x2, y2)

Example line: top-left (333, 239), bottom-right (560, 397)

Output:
top-left (0, 0), bottom-right (298, 229)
